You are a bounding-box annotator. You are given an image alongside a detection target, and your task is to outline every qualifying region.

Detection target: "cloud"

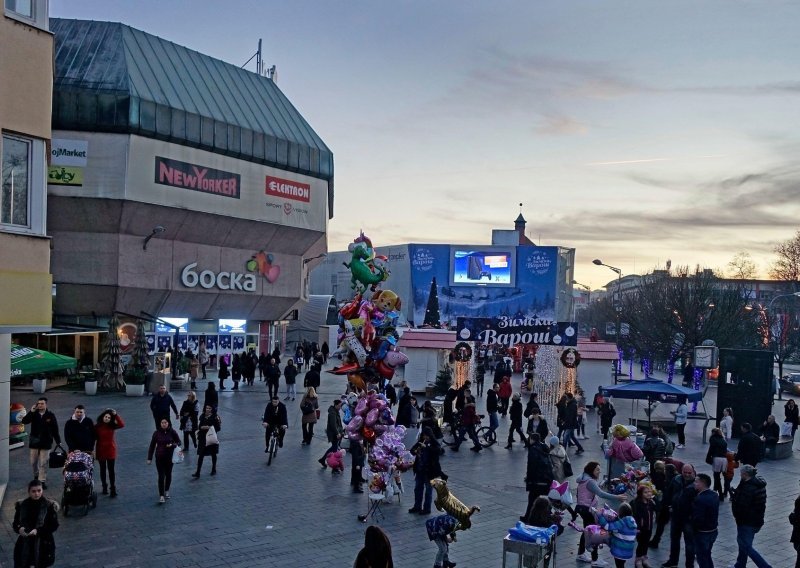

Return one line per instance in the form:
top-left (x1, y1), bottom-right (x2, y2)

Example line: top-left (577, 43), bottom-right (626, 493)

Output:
top-left (535, 114), bottom-right (589, 136)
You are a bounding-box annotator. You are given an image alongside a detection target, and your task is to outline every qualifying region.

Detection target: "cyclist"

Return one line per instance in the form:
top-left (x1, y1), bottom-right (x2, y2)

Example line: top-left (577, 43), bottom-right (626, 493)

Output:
top-left (262, 396), bottom-right (288, 449)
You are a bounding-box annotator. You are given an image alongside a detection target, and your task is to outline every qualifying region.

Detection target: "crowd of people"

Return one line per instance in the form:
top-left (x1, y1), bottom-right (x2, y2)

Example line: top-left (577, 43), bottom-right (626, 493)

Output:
top-left (11, 348), bottom-right (800, 568)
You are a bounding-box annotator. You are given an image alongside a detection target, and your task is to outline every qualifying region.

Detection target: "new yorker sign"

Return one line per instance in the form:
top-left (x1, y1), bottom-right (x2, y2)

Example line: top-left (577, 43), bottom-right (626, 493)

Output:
top-left (155, 156), bottom-right (241, 198)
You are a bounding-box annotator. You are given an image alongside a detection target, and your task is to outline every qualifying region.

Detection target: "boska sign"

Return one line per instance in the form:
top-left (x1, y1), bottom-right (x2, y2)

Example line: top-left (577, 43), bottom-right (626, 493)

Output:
top-left (180, 263), bottom-right (256, 292)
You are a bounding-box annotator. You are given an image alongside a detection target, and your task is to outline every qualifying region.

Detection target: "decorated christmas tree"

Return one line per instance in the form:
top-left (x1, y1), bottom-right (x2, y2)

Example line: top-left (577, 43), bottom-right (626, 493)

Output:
top-left (423, 277), bottom-right (441, 328)
top-left (433, 365), bottom-right (452, 396)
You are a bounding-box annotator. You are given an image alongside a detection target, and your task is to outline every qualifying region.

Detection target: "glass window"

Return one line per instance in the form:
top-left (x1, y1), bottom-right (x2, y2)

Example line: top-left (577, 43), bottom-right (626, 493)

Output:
top-left (2, 135), bottom-right (31, 226)
top-left (5, 0), bottom-right (33, 18)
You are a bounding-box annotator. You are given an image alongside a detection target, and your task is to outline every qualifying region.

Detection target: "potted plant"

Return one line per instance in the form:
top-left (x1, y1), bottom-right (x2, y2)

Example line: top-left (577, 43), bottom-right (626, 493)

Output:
top-left (84, 371), bottom-right (98, 396)
top-left (124, 367), bottom-right (146, 397)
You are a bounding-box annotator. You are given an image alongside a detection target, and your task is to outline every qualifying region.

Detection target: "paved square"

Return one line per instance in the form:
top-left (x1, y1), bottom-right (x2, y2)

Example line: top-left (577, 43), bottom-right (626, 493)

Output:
top-left (1, 368), bottom-right (798, 567)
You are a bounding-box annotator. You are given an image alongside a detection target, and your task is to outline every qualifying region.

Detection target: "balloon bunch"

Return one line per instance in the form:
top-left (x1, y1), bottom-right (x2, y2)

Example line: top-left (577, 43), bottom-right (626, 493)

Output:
top-left (370, 425), bottom-right (415, 473)
top-left (329, 233), bottom-right (409, 389)
top-left (608, 465), bottom-right (650, 495)
top-left (344, 391), bottom-right (395, 444)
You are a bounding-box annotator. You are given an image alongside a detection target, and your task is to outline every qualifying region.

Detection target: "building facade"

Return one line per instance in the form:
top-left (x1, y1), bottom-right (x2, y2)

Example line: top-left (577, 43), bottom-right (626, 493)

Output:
top-left (0, 0), bottom-right (54, 500)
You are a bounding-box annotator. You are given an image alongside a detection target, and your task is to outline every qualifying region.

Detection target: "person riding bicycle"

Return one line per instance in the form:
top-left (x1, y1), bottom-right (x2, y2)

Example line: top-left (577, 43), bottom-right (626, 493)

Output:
top-left (451, 393), bottom-right (483, 453)
top-left (262, 396), bottom-right (288, 449)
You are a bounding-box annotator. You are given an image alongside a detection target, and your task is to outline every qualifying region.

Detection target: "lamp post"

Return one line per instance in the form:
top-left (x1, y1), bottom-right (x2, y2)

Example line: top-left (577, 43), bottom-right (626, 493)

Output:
top-left (766, 292), bottom-right (800, 381)
top-left (767, 291), bottom-right (800, 313)
top-left (571, 280), bottom-right (591, 321)
top-left (593, 259), bottom-right (622, 376)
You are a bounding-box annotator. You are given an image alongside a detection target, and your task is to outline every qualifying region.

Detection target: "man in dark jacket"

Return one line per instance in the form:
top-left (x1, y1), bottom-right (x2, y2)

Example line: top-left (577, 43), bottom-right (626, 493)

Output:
top-left (303, 365), bottom-right (321, 389)
top-left (150, 385), bottom-right (179, 428)
top-left (486, 384), bottom-right (499, 433)
top-left (523, 433), bottom-right (554, 522)
top-left (691, 473), bottom-right (719, 568)
top-left (21, 397), bottom-right (61, 489)
top-left (265, 358), bottom-right (282, 399)
top-left (262, 396), bottom-right (288, 448)
top-left (643, 427), bottom-right (667, 467)
top-left (63, 405), bottom-right (96, 453)
top-left (409, 427), bottom-right (444, 514)
top-left (736, 422), bottom-right (764, 466)
top-left (524, 392), bottom-right (541, 433)
top-left (663, 463), bottom-right (697, 568)
top-left (561, 392), bottom-right (584, 454)
top-left (731, 464), bottom-right (770, 568)
top-left (258, 352), bottom-right (269, 381)
top-left (318, 399), bottom-right (343, 469)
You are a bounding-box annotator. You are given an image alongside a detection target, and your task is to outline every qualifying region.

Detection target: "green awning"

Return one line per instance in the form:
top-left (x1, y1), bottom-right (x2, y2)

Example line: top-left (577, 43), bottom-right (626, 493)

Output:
top-left (10, 345), bottom-right (77, 377)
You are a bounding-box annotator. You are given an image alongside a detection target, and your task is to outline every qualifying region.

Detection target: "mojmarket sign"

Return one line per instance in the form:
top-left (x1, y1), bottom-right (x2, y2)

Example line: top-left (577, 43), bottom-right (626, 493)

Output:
top-left (456, 317), bottom-right (578, 347)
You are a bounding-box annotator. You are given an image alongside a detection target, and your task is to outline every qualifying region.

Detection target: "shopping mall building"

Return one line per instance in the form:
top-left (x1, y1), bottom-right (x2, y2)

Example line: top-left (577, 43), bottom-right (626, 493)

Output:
top-left (18, 18), bottom-right (334, 370)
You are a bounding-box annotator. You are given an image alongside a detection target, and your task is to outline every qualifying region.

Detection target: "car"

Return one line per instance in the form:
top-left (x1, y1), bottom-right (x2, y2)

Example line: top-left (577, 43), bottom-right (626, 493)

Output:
top-left (779, 373), bottom-right (800, 395)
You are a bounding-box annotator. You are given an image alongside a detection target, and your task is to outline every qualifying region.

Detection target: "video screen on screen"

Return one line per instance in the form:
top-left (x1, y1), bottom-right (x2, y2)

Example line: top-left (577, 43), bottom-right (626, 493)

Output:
top-left (450, 247), bottom-right (515, 287)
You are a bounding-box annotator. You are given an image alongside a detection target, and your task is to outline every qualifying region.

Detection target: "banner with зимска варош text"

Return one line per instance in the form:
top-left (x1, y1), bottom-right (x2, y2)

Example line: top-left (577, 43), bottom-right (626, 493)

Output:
top-left (455, 317), bottom-right (578, 348)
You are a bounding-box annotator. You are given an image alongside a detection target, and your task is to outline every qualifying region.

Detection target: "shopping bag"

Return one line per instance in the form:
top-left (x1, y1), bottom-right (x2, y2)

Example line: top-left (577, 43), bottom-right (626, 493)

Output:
top-left (172, 448), bottom-right (184, 464)
top-left (48, 444), bottom-right (67, 468)
top-left (205, 425), bottom-right (219, 446)
top-left (781, 422), bottom-right (794, 437)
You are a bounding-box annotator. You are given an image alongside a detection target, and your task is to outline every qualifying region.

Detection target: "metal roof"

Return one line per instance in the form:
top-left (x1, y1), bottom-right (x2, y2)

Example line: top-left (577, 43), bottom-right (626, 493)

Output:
top-left (50, 18), bottom-right (334, 215)
top-left (397, 329), bottom-right (457, 350)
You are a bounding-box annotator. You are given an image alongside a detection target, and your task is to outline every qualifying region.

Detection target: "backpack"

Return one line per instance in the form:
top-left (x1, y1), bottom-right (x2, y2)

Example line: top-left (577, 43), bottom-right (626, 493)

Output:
top-left (300, 401), bottom-right (314, 415)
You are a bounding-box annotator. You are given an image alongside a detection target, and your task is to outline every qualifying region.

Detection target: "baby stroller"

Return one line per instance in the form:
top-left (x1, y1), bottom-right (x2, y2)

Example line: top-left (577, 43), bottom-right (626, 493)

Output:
top-left (61, 451), bottom-right (97, 516)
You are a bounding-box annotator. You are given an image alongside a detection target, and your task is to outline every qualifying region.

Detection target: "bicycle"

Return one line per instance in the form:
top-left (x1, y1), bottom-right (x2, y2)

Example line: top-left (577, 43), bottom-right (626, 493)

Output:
top-left (264, 424), bottom-right (280, 465)
top-left (475, 417), bottom-right (497, 448)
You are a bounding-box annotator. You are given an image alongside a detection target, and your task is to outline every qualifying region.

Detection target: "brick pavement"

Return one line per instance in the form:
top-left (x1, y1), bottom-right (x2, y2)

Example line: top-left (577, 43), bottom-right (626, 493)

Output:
top-left (1, 368), bottom-right (798, 567)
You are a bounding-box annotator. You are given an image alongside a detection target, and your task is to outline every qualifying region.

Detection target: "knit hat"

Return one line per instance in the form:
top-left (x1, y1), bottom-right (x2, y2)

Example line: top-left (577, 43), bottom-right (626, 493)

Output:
top-left (549, 435), bottom-right (560, 447)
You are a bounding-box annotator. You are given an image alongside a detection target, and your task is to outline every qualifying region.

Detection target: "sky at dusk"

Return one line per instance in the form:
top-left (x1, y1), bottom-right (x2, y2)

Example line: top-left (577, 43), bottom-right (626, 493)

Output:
top-left (51, 0), bottom-right (800, 288)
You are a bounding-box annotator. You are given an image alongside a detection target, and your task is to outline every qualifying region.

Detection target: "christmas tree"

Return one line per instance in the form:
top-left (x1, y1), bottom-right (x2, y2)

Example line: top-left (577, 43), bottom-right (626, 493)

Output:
top-left (423, 277), bottom-right (441, 328)
top-left (433, 365), bottom-right (452, 396)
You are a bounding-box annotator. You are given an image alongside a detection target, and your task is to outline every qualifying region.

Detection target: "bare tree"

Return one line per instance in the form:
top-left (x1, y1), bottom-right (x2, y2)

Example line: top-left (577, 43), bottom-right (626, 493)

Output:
top-left (756, 301), bottom-right (800, 380)
top-left (727, 251), bottom-right (758, 280)
top-left (619, 267), bottom-right (760, 368)
top-left (770, 230), bottom-right (800, 282)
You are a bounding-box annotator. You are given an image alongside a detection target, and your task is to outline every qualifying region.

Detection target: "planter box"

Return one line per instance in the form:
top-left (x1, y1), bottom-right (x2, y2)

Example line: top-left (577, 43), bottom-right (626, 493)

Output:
top-left (125, 383), bottom-right (145, 397)
top-left (32, 379), bottom-right (47, 394)
top-left (85, 381), bottom-right (98, 396)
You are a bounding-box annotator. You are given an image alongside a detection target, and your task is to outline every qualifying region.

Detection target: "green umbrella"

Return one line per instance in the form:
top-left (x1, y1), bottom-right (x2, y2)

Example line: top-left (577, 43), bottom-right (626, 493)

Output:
top-left (10, 345), bottom-right (77, 377)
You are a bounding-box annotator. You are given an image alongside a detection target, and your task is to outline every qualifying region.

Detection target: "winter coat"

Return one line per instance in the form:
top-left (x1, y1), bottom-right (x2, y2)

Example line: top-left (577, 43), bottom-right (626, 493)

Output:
top-left (707, 432), bottom-right (728, 459)
top-left (563, 399), bottom-right (578, 429)
top-left (189, 359), bottom-right (199, 379)
top-left (232, 356), bottom-right (242, 381)
top-left (720, 415), bottom-right (734, 440)
top-left (147, 427), bottom-right (181, 461)
top-left (527, 416), bottom-right (550, 439)
top-left (461, 402), bottom-right (480, 426)
top-left (13, 496), bottom-right (59, 567)
top-left (632, 497), bottom-right (655, 532)
top-left (548, 444), bottom-right (567, 482)
top-left (486, 389), bottom-right (499, 413)
top-left (598, 514), bottom-right (637, 560)
top-left (525, 443), bottom-right (554, 493)
top-left (179, 400), bottom-right (200, 432)
top-left (326, 405), bottom-right (343, 443)
top-left (675, 403), bottom-right (688, 425)
top-left (443, 388), bottom-right (458, 423)
top-left (21, 410), bottom-right (60, 450)
top-left (300, 395), bottom-right (319, 425)
top-left (576, 472), bottom-right (620, 508)
top-left (669, 476), bottom-right (697, 524)
top-left (509, 399), bottom-right (523, 427)
top-left (736, 431), bottom-right (764, 466)
top-left (732, 475), bottom-right (767, 528)
top-left (284, 364), bottom-right (298, 385)
top-left (265, 363), bottom-right (281, 383)
top-left (692, 488), bottom-right (719, 532)
top-left (498, 380), bottom-right (512, 399)
top-left (218, 359), bottom-right (230, 379)
top-left (203, 387), bottom-right (218, 411)
top-left (64, 417), bottom-right (96, 453)
top-left (395, 398), bottom-right (413, 427)
top-left (790, 495), bottom-right (800, 544)
top-left (643, 435), bottom-right (667, 464)
top-left (94, 414), bottom-right (125, 460)
top-left (785, 403), bottom-right (800, 427)
top-left (262, 402), bottom-right (288, 428)
top-left (411, 438), bottom-right (444, 479)
top-left (599, 402), bottom-right (616, 428)
top-left (197, 413), bottom-right (222, 457)
top-left (523, 398), bottom-right (541, 419)
top-left (606, 436), bottom-right (643, 463)
top-left (150, 393), bottom-right (178, 419)
top-left (761, 420), bottom-right (780, 443)
top-left (303, 369), bottom-right (321, 389)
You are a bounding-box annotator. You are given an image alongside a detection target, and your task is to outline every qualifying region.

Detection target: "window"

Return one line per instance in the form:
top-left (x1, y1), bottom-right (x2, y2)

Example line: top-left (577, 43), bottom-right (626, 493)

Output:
top-left (2, 136), bottom-right (30, 226)
top-left (4, 0), bottom-right (48, 30)
top-left (1, 133), bottom-right (46, 234)
top-left (5, 0), bottom-right (32, 18)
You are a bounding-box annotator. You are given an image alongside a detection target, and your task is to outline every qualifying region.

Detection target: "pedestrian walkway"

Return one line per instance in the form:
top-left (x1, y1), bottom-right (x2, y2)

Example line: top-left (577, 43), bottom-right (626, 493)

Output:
top-left (1, 363), bottom-right (797, 567)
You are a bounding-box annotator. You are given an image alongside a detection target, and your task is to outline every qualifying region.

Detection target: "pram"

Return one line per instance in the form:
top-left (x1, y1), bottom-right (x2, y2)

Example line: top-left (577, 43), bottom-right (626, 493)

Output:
top-left (61, 450), bottom-right (97, 516)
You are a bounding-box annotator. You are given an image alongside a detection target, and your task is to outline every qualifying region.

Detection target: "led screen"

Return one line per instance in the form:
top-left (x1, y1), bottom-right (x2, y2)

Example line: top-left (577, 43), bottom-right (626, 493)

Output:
top-left (155, 317), bottom-right (188, 333)
top-left (450, 247), bottom-right (516, 287)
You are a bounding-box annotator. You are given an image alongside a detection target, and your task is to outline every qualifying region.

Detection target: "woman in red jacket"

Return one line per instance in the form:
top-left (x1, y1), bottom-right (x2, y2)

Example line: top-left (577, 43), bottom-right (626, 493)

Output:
top-left (94, 408), bottom-right (125, 497)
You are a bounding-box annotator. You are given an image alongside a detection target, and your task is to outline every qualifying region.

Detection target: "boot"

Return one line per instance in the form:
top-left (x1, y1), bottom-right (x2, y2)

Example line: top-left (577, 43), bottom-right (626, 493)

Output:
top-left (635, 558), bottom-right (644, 568)
top-left (110, 486), bottom-right (117, 498)
top-left (102, 484), bottom-right (108, 495)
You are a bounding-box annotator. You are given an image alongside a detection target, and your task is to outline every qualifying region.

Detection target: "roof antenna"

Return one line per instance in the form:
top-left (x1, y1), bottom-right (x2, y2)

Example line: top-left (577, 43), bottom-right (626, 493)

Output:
top-left (241, 39), bottom-right (277, 83)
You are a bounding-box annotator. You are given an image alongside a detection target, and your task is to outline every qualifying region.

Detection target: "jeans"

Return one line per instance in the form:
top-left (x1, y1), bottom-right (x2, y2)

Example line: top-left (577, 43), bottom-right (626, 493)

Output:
top-left (434, 537), bottom-right (449, 565)
top-left (286, 384), bottom-right (296, 398)
top-left (155, 455), bottom-right (174, 497)
top-left (576, 506), bottom-right (598, 560)
top-left (562, 428), bottom-right (583, 451)
top-left (694, 529), bottom-right (717, 568)
top-left (667, 520), bottom-right (694, 566)
top-left (414, 474), bottom-right (433, 511)
top-left (489, 411), bottom-right (499, 432)
top-left (735, 525), bottom-right (771, 568)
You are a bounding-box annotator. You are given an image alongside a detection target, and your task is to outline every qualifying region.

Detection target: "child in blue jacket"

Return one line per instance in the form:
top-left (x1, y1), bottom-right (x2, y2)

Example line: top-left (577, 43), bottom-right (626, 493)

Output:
top-left (598, 502), bottom-right (637, 567)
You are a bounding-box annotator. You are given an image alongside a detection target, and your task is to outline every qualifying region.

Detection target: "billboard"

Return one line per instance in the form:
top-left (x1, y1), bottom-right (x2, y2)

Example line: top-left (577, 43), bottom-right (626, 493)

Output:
top-left (409, 245), bottom-right (559, 326)
top-left (456, 317), bottom-right (578, 347)
top-left (450, 246), bottom-right (515, 287)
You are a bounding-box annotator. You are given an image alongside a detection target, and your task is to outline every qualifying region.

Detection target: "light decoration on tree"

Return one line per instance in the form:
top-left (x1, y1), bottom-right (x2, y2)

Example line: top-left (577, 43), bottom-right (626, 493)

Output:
top-left (617, 347), bottom-right (624, 376)
top-left (667, 349), bottom-right (677, 384)
top-left (628, 351), bottom-right (634, 379)
top-left (691, 367), bottom-right (703, 412)
top-left (452, 342), bottom-right (474, 389)
top-left (535, 345), bottom-right (559, 423)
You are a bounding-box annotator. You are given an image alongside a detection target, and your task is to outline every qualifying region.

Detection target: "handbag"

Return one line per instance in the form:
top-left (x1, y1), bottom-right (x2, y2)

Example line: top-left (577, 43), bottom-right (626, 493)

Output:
top-left (563, 458), bottom-right (574, 478)
top-left (172, 448), bottom-right (184, 464)
top-left (705, 452), bottom-right (713, 465)
top-left (315, 409), bottom-right (321, 419)
top-left (205, 425), bottom-right (219, 446)
top-left (48, 444), bottom-right (67, 468)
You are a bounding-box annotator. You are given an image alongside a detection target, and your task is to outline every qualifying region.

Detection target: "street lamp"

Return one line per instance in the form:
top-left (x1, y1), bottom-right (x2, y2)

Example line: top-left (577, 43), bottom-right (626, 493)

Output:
top-left (593, 259), bottom-right (623, 375)
top-left (572, 280), bottom-right (591, 321)
top-left (767, 291), bottom-right (800, 313)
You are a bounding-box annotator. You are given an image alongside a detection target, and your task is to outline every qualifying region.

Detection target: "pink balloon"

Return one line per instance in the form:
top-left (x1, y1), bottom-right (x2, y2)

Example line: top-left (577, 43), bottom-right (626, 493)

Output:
top-left (355, 398), bottom-right (368, 415)
top-left (366, 408), bottom-right (379, 426)
top-left (373, 424), bottom-right (387, 434)
top-left (350, 415), bottom-right (364, 430)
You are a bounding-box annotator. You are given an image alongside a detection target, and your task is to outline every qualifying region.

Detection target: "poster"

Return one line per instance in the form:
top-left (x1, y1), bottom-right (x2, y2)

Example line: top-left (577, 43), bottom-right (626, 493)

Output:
top-left (157, 336), bottom-right (172, 352)
top-left (146, 334), bottom-right (156, 355)
top-left (456, 317), bottom-right (578, 347)
top-left (187, 335), bottom-right (201, 353)
top-left (232, 335), bottom-right (245, 352)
